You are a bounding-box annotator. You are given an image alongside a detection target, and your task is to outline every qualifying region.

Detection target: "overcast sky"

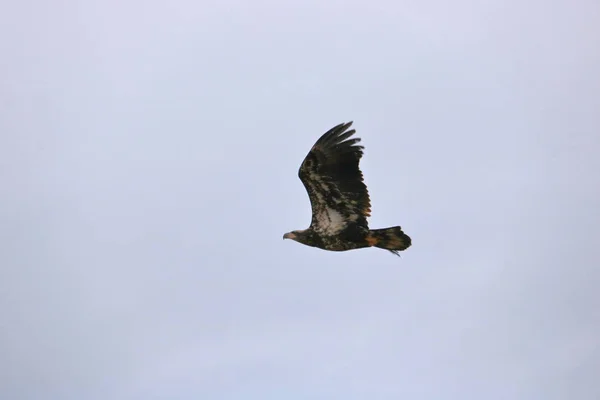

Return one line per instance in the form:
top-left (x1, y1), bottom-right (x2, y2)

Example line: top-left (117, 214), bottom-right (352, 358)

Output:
top-left (1, 0), bottom-right (599, 399)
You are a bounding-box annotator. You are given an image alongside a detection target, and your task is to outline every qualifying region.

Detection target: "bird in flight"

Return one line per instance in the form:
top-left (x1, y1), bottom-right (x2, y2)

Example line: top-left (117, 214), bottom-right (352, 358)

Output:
top-left (283, 121), bottom-right (411, 256)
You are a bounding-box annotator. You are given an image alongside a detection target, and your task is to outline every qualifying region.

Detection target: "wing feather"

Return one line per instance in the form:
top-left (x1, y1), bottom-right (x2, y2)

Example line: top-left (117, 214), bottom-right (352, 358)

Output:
top-left (298, 122), bottom-right (372, 235)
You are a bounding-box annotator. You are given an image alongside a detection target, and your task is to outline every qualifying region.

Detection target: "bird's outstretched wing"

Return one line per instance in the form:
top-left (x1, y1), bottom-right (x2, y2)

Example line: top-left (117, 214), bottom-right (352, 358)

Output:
top-left (298, 122), bottom-right (372, 236)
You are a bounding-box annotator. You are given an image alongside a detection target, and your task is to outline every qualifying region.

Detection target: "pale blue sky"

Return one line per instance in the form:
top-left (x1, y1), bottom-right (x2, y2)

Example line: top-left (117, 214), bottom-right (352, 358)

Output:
top-left (1, 0), bottom-right (599, 399)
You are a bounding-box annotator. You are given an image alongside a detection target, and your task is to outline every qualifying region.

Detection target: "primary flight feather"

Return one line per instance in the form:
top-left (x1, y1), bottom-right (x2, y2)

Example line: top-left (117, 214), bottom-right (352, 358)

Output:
top-left (283, 121), bottom-right (412, 256)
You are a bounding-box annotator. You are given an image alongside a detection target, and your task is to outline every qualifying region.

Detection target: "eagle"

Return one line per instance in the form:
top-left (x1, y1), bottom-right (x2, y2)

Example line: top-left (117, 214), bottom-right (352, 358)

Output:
top-left (283, 121), bottom-right (411, 256)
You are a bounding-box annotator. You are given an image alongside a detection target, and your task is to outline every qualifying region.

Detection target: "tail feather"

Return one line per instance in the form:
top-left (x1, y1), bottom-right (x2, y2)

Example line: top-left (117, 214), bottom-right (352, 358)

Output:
top-left (367, 226), bottom-right (412, 256)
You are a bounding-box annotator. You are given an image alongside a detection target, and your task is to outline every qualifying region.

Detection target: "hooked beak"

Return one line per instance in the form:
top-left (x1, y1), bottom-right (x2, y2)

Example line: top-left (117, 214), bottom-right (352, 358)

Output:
top-left (283, 232), bottom-right (296, 240)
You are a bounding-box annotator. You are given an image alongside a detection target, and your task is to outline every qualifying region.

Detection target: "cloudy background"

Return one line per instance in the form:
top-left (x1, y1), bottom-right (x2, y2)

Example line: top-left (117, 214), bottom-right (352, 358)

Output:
top-left (1, 0), bottom-right (599, 399)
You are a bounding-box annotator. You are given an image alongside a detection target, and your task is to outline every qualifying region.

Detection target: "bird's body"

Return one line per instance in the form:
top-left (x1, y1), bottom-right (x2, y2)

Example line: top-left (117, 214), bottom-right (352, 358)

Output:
top-left (283, 122), bottom-right (411, 256)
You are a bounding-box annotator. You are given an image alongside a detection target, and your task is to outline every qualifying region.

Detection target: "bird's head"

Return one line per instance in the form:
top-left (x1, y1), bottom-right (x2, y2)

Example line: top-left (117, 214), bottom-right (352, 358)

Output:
top-left (283, 229), bottom-right (308, 243)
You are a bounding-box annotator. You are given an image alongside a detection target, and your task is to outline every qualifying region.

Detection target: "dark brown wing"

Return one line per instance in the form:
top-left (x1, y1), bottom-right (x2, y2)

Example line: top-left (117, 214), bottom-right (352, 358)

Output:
top-left (298, 121), bottom-right (372, 236)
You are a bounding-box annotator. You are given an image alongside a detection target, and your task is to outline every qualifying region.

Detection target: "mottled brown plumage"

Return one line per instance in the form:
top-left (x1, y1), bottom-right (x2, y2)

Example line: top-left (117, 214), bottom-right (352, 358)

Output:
top-left (283, 122), bottom-right (411, 256)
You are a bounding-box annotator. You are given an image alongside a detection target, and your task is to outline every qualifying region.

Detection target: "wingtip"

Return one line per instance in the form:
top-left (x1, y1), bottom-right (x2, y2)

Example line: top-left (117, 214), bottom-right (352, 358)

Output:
top-left (325, 121), bottom-right (362, 151)
top-left (333, 121), bottom-right (353, 131)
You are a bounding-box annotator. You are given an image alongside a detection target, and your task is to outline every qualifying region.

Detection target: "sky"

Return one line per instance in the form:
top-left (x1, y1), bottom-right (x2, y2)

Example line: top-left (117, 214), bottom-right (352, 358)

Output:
top-left (1, 0), bottom-right (599, 399)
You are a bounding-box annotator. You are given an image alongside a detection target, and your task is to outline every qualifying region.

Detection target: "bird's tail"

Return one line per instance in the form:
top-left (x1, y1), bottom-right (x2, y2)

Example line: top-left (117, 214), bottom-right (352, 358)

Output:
top-left (367, 226), bottom-right (412, 256)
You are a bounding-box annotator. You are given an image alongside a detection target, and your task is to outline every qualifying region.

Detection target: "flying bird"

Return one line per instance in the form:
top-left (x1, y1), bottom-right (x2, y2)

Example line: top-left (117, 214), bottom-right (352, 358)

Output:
top-left (283, 121), bottom-right (411, 256)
